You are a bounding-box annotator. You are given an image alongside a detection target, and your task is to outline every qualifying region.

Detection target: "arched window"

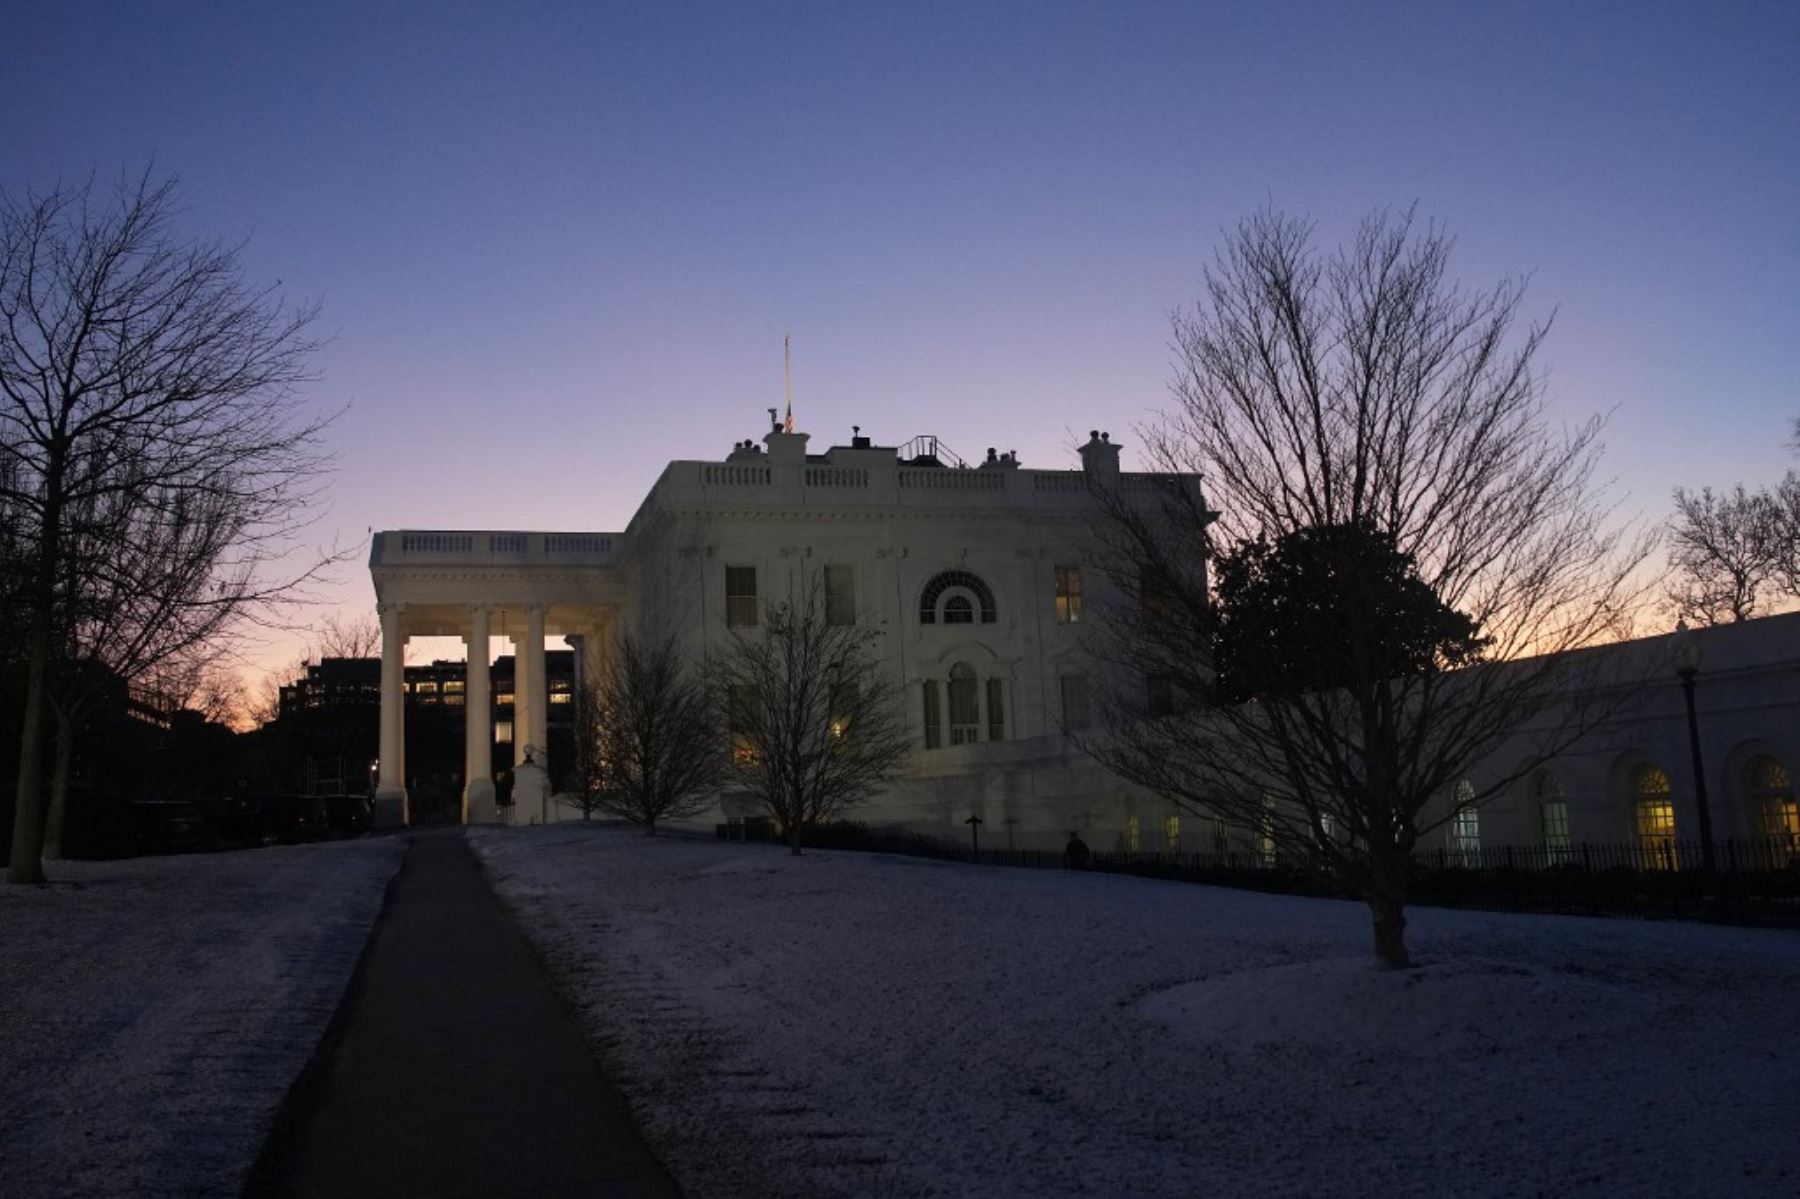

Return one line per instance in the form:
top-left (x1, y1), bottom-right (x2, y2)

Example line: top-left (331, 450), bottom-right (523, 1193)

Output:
top-left (1536, 772), bottom-right (1571, 864)
top-left (947, 663), bottom-right (980, 745)
top-left (1448, 779), bottom-right (1480, 865)
top-left (919, 570), bottom-right (997, 625)
top-left (1746, 755), bottom-right (1797, 867)
top-left (1631, 764), bottom-right (1678, 870)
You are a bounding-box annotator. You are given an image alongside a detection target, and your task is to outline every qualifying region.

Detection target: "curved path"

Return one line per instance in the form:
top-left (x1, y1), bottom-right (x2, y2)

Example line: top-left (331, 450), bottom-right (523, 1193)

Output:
top-left (257, 829), bottom-right (678, 1197)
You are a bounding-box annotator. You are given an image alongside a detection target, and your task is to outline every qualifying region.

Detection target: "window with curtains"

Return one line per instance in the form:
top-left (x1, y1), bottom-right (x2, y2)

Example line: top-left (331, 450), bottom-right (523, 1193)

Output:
top-left (948, 664), bottom-right (980, 745)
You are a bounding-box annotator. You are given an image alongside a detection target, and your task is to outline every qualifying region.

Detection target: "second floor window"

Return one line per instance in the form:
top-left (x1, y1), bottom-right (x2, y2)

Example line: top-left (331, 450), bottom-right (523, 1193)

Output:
top-left (825, 563), bottom-right (855, 626)
top-left (726, 566), bottom-right (758, 627)
top-left (1054, 565), bottom-right (1083, 623)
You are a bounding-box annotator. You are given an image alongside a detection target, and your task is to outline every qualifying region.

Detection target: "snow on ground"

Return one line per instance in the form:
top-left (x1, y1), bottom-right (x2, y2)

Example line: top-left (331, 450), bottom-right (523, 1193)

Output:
top-left (472, 825), bottom-right (1800, 1198)
top-left (0, 838), bottom-right (402, 1198)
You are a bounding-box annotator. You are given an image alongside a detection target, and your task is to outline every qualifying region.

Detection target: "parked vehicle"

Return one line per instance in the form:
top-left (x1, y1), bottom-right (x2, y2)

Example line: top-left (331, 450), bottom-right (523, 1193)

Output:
top-left (126, 800), bottom-right (207, 855)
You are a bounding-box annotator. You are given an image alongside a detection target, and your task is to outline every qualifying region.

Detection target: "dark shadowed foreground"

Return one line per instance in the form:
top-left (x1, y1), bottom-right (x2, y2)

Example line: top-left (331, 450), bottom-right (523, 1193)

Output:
top-left (0, 840), bottom-right (400, 1197)
top-left (474, 825), bottom-right (1800, 1198)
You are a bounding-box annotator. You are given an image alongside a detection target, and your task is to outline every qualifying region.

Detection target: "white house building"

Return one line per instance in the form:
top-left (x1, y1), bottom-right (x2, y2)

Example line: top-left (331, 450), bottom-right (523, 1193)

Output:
top-left (369, 421), bottom-right (1800, 865)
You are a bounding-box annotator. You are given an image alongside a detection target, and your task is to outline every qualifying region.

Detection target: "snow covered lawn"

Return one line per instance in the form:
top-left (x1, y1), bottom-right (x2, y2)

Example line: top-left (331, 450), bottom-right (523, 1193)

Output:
top-left (0, 838), bottom-right (402, 1198)
top-left (473, 825), bottom-right (1800, 1198)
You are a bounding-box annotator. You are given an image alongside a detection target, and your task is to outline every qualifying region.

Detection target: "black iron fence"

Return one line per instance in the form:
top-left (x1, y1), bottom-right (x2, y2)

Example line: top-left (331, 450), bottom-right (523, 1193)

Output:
top-left (715, 821), bottom-right (1800, 927)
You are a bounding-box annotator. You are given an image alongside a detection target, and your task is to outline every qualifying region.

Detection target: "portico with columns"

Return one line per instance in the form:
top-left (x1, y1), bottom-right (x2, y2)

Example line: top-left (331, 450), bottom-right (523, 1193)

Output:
top-left (369, 531), bottom-right (623, 828)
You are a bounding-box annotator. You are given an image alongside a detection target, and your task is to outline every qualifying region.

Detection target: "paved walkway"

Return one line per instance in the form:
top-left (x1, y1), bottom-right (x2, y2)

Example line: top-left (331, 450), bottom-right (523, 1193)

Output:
top-left (262, 829), bottom-right (679, 1197)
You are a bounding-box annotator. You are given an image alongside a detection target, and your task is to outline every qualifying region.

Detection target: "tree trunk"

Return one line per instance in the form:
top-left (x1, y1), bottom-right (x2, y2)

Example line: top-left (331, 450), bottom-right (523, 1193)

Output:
top-left (8, 619), bottom-right (53, 884)
top-left (1367, 892), bottom-right (1410, 969)
top-left (788, 819), bottom-right (803, 856)
top-left (43, 704), bottom-right (74, 860)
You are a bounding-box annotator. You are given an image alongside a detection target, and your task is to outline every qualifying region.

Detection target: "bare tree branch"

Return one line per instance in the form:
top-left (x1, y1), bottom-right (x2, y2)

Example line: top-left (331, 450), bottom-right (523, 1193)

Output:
top-left (1083, 207), bottom-right (1651, 967)
top-left (3, 168), bottom-right (332, 882)
top-left (565, 632), bottom-right (724, 831)
top-left (710, 578), bottom-right (912, 854)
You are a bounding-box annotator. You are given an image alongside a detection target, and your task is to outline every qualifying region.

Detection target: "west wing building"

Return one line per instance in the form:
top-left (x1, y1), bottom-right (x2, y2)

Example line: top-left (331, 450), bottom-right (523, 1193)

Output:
top-left (369, 421), bottom-right (1800, 864)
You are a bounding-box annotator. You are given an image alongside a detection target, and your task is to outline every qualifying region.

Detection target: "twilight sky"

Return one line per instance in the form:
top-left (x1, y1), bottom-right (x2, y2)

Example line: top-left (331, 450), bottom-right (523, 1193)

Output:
top-left (4, 1), bottom-right (1797, 673)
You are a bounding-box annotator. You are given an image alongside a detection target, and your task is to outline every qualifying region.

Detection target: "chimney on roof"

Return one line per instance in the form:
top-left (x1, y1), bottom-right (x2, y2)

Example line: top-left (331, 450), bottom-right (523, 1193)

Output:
top-left (1078, 429), bottom-right (1121, 479)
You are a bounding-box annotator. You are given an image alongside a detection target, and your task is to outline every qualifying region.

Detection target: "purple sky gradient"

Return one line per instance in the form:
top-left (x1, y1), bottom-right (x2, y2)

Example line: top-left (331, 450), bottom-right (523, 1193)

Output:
top-left (5, 1), bottom-right (1796, 674)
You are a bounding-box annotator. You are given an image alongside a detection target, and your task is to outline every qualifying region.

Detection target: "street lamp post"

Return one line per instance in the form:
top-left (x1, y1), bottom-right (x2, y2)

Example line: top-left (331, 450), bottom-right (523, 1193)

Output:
top-left (964, 813), bottom-right (983, 859)
top-left (1672, 622), bottom-right (1717, 876)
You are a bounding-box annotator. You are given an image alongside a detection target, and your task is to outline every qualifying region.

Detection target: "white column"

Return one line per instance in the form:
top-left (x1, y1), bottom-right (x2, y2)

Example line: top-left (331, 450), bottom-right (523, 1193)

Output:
top-left (375, 602), bottom-right (408, 828)
top-left (527, 605), bottom-right (549, 773)
top-left (463, 605), bottom-right (495, 823)
top-left (513, 614), bottom-right (535, 768)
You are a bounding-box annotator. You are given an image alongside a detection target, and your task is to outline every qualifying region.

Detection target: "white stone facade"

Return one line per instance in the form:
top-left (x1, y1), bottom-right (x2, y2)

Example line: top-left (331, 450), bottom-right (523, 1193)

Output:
top-left (370, 424), bottom-right (1800, 862)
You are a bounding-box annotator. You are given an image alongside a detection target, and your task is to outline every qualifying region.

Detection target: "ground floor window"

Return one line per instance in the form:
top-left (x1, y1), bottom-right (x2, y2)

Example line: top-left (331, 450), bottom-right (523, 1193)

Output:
top-left (1537, 772), bottom-right (1571, 864)
top-left (1632, 764), bottom-right (1678, 870)
top-left (948, 664), bottom-right (979, 745)
top-left (1448, 780), bottom-right (1480, 865)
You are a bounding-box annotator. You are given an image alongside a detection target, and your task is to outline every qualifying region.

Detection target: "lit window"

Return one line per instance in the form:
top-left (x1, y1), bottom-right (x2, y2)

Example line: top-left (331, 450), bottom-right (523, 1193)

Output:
top-left (496, 692), bottom-right (515, 707)
top-left (1632, 764), bottom-right (1679, 870)
top-left (445, 694), bottom-right (464, 706)
top-left (550, 692), bottom-right (571, 704)
top-left (494, 720), bottom-right (513, 743)
top-left (1259, 794), bottom-right (1276, 866)
top-left (1059, 675), bottom-right (1090, 733)
top-left (1054, 565), bottom-right (1083, 624)
top-left (1747, 755), bottom-right (1797, 867)
top-left (726, 566), bottom-right (758, 628)
top-left (1537, 772), bottom-right (1571, 864)
top-left (1126, 814), bottom-right (1140, 854)
top-left (444, 680), bottom-right (465, 693)
top-left (943, 595), bottom-right (974, 624)
top-left (829, 682), bottom-right (858, 740)
top-left (985, 678), bottom-right (1004, 742)
top-left (922, 680), bottom-right (941, 749)
top-left (948, 664), bottom-right (979, 745)
top-left (1448, 780), bottom-right (1480, 865)
top-left (728, 684), bottom-right (760, 765)
top-left (1164, 812), bottom-right (1180, 853)
top-left (825, 564), bottom-right (855, 626)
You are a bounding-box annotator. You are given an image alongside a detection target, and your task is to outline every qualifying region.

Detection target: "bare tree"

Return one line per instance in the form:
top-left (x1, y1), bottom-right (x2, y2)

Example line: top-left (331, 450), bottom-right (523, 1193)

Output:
top-left (712, 580), bottom-right (912, 855)
top-left (1665, 484), bottom-right (1781, 625)
top-left (2, 169), bottom-right (328, 883)
top-left (1085, 207), bottom-right (1648, 968)
top-left (310, 613), bottom-right (380, 660)
top-left (564, 632), bottom-right (723, 831)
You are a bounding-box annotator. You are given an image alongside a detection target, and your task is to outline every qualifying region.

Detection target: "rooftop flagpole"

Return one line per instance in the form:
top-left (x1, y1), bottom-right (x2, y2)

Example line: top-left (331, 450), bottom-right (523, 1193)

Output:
top-left (783, 334), bottom-right (795, 434)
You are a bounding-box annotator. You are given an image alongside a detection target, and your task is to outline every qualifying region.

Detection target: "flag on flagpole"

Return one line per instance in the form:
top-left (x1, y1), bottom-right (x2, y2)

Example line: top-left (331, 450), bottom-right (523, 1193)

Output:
top-left (783, 334), bottom-right (795, 433)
